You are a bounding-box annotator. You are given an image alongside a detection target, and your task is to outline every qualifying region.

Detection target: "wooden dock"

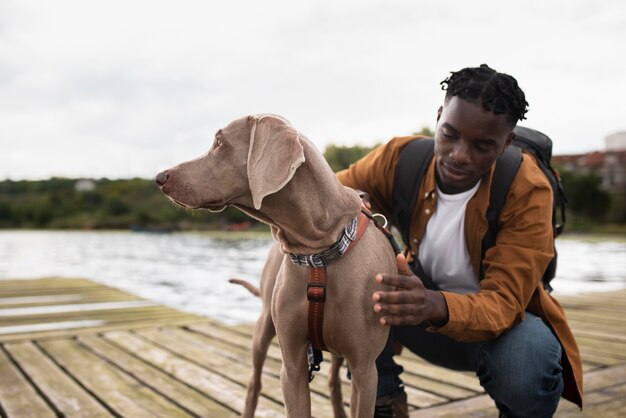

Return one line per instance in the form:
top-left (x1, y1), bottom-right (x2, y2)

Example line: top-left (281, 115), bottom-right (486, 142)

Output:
top-left (0, 277), bottom-right (624, 417)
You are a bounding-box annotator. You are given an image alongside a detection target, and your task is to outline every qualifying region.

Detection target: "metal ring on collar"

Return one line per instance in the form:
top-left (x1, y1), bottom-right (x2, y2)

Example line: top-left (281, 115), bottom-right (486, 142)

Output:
top-left (372, 213), bottom-right (388, 229)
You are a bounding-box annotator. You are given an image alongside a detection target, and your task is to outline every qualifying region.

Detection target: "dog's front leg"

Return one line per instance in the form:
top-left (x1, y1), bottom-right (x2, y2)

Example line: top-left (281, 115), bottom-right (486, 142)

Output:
top-left (329, 354), bottom-right (348, 418)
top-left (347, 361), bottom-right (378, 418)
top-left (279, 342), bottom-right (311, 417)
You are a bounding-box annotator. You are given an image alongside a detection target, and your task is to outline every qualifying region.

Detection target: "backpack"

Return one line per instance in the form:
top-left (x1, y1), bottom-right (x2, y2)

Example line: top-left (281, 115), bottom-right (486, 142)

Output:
top-left (390, 126), bottom-right (567, 292)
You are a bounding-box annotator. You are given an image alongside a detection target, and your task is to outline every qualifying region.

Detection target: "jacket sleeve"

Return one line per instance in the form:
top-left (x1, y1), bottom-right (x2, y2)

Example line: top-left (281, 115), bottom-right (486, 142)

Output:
top-left (431, 155), bottom-right (555, 341)
top-left (336, 136), bottom-right (419, 218)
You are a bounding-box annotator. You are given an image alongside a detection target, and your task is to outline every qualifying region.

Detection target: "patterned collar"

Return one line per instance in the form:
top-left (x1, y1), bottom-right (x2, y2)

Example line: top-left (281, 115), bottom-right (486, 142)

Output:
top-left (288, 216), bottom-right (359, 268)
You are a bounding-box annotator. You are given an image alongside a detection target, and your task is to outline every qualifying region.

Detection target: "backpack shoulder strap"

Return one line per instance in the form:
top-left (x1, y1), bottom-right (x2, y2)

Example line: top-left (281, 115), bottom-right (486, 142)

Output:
top-left (391, 138), bottom-right (434, 247)
top-left (480, 144), bottom-right (522, 279)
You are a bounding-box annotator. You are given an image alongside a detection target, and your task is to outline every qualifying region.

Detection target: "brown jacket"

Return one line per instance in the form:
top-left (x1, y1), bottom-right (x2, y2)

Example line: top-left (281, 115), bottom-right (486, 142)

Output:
top-left (337, 136), bottom-right (583, 407)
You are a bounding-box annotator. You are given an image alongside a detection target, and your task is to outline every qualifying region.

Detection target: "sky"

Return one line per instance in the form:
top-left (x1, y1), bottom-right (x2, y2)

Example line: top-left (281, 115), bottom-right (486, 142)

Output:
top-left (1, 0), bottom-right (625, 180)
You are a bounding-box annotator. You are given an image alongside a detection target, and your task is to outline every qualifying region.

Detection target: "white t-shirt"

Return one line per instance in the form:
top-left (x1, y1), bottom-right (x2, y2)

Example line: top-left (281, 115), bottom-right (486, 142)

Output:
top-left (418, 181), bottom-right (481, 294)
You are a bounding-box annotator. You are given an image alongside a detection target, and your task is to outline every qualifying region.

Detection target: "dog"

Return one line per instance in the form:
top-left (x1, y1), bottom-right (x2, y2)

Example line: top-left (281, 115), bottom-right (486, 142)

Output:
top-left (156, 114), bottom-right (397, 417)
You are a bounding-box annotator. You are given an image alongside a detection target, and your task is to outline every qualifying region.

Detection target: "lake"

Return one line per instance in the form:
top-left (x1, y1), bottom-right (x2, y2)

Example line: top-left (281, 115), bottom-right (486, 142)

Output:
top-left (1, 230), bottom-right (625, 324)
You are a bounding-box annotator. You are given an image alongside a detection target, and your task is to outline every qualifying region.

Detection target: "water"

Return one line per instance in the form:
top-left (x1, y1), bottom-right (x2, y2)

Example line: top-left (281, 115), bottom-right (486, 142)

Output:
top-left (0, 231), bottom-right (273, 324)
top-left (0, 230), bottom-right (624, 324)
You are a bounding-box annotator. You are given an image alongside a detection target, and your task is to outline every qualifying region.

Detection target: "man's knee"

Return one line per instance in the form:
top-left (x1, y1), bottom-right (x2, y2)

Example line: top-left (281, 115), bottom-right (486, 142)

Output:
top-left (476, 313), bottom-right (564, 417)
top-left (485, 368), bottom-right (564, 417)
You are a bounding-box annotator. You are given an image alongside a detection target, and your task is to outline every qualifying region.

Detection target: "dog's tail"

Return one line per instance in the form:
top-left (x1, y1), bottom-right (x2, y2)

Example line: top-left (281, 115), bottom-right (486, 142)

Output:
top-left (228, 278), bottom-right (261, 297)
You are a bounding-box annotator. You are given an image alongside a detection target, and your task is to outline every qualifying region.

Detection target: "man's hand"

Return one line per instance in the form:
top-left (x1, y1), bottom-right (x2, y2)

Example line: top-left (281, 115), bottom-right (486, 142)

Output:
top-left (373, 253), bottom-right (449, 327)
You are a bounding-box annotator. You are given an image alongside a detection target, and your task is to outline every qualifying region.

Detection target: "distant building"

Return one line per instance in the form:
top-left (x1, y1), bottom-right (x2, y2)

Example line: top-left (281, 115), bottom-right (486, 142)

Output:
top-left (551, 131), bottom-right (626, 194)
top-left (553, 150), bottom-right (626, 194)
top-left (74, 179), bottom-right (96, 192)
top-left (606, 132), bottom-right (626, 151)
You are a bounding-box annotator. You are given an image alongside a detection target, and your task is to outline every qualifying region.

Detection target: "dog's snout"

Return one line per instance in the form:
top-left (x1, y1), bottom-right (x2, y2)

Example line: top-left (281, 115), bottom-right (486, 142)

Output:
top-left (155, 170), bottom-right (169, 187)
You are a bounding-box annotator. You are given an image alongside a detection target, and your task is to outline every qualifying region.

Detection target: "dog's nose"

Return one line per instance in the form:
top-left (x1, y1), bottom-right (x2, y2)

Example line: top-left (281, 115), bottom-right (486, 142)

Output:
top-left (155, 170), bottom-right (169, 187)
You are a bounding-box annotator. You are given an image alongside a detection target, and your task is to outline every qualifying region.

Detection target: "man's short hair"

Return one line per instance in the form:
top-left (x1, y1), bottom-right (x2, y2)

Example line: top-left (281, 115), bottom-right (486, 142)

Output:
top-left (440, 64), bottom-right (529, 126)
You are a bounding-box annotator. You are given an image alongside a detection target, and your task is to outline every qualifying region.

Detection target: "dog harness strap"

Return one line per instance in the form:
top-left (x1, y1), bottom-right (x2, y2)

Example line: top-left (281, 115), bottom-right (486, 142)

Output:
top-left (307, 266), bottom-right (328, 351)
top-left (307, 211), bottom-right (371, 352)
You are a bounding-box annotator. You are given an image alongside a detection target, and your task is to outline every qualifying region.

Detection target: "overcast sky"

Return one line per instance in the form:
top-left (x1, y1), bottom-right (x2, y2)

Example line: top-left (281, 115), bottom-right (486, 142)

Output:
top-left (1, 0), bottom-right (624, 180)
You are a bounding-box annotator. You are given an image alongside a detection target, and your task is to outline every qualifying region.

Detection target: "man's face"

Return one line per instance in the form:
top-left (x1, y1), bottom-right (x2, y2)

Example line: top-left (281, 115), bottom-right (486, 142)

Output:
top-left (434, 97), bottom-right (514, 194)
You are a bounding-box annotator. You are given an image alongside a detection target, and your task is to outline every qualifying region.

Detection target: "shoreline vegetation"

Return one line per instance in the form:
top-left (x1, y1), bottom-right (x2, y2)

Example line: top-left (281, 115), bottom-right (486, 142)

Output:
top-left (2, 228), bottom-right (625, 244)
top-left (1, 144), bottom-right (624, 234)
top-left (1, 175), bottom-right (622, 235)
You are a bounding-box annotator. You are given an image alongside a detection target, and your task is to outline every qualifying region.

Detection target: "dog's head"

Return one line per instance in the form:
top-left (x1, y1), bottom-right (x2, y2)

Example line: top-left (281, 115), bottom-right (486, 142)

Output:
top-left (156, 114), bottom-right (306, 211)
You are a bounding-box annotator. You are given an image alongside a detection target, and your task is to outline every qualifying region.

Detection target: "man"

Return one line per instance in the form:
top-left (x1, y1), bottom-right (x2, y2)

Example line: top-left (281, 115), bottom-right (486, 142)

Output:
top-left (336, 64), bottom-right (582, 418)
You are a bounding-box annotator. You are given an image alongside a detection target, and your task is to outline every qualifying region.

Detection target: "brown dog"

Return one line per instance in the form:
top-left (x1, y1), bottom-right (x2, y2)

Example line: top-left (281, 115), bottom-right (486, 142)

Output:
top-left (156, 114), bottom-right (396, 417)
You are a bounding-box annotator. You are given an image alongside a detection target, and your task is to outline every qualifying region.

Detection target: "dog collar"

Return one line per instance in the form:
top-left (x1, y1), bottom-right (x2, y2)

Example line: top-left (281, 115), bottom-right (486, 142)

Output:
top-left (288, 215), bottom-right (362, 268)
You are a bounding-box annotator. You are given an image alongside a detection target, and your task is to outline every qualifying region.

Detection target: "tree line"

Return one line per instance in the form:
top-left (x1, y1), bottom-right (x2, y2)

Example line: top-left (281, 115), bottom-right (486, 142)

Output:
top-left (0, 142), bottom-right (621, 231)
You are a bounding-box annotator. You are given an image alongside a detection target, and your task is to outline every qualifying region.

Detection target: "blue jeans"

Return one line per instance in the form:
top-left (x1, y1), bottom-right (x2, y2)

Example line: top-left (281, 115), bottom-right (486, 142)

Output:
top-left (376, 312), bottom-right (564, 418)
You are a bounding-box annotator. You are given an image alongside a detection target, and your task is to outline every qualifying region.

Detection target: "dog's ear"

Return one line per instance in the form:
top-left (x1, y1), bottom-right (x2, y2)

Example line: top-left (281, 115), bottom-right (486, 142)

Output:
top-left (248, 115), bottom-right (305, 210)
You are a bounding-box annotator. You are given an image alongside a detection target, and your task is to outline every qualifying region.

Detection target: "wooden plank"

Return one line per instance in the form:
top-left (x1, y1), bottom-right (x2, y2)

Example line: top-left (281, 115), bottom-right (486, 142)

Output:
top-left (4, 341), bottom-right (112, 417)
top-left (0, 292), bottom-right (143, 308)
top-left (569, 327), bottom-right (626, 344)
top-left (136, 326), bottom-right (354, 417)
top-left (560, 297), bottom-right (626, 313)
top-left (184, 323), bottom-right (452, 409)
top-left (579, 383), bottom-right (626, 418)
top-left (557, 290), bottom-right (626, 302)
top-left (0, 316), bottom-right (208, 343)
top-left (0, 277), bottom-right (99, 290)
top-left (0, 320), bottom-right (107, 337)
top-left (0, 287), bottom-right (139, 299)
top-left (103, 330), bottom-right (286, 417)
top-left (39, 338), bottom-right (193, 418)
top-left (578, 348), bottom-right (624, 367)
top-left (581, 358), bottom-right (611, 369)
top-left (564, 310), bottom-right (626, 326)
top-left (0, 304), bottom-right (191, 325)
top-left (582, 363), bottom-right (601, 374)
top-left (0, 279), bottom-right (107, 297)
top-left (539, 366), bottom-right (626, 417)
top-left (409, 394), bottom-right (495, 417)
top-left (403, 386), bottom-right (448, 409)
top-left (575, 336), bottom-right (626, 359)
top-left (0, 300), bottom-right (158, 317)
top-left (188, 321), bottom-right (275, 353)
top-left (0, 294), bottom-right (85, 306)
top-left (582, 364), bottom-right (626, 392)
top-left (0, 347), bottom-right (56, 418)
top-left (0, 307), bottom-right (202, 332)
top-left (567, 322), bottom-right (626, 339)
top-left (77, 334), bottom-right (237, 418)
top-left (181, 324), bottom-right (344, 402)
